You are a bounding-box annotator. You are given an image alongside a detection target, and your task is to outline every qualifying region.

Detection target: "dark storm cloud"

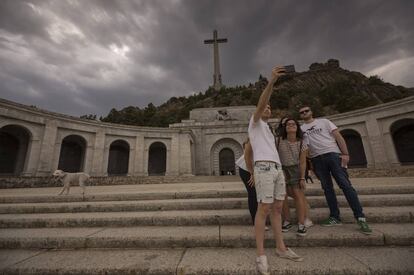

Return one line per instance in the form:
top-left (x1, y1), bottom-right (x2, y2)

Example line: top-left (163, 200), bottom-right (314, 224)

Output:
top-left (0, 0), bottom-right (413, 117)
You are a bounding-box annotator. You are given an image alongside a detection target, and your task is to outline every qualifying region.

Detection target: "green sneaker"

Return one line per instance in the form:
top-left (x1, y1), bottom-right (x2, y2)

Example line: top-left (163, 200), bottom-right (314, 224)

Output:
top-left (357, 218), bottom-right (372, 235)
top-left (320, 217), bottom-right (342, 226)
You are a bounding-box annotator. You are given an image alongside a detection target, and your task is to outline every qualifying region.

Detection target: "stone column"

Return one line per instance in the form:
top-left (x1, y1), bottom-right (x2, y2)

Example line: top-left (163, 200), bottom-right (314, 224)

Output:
top-left (179, 134), bottom-right (193, 176)
top-left (36, 119), bottom-right (58, 176)
top-left (192, 128), bottom-right (208, 175)
top-left (102, 141), bottom-right (110, 176)
top-left (83, 143), bottom-right (94, 174)
top-left (90, 130), bottom-right (106, 176)
top-left (168, 135), bottom-right (179, 176)
top-left (360, 134), bottom-right (375, 168)
top-left (127, 142), bottom-right (135, 176)
top-left (23, 138), bottom-right (41, 176)
top-left (365, 116), bottom-right (390, 168)
top-left (134, 134), bottom-right (145, 176)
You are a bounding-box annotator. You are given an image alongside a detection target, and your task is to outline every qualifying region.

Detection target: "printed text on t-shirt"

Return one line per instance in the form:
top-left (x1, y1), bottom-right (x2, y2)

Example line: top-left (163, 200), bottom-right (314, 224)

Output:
top-left (304, 126), bottom-right (323, 136)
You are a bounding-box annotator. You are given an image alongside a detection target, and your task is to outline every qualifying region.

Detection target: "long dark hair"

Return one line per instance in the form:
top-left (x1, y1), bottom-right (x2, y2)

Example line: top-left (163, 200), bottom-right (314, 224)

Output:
top-left (280, 118), bottom-right (303, 140)
top-left (275, 115), bottom-right (290, 137)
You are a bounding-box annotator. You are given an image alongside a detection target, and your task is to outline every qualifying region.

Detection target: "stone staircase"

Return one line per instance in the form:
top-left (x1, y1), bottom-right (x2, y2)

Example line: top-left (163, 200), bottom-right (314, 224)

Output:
top-left (0, 177), bottom-right (413, 274)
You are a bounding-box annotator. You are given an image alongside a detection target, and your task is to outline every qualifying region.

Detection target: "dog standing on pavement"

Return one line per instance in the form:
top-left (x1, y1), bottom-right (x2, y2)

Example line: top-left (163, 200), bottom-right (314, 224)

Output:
top-left (53, 170), bottom-right (89, 195)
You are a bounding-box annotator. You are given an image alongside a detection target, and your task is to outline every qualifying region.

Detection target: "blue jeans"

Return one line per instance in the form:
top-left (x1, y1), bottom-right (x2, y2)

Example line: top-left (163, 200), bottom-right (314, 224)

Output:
top-left (311, 152), bottom-right (365, 220)
top-left (239, 168), bottom-right (257, 224)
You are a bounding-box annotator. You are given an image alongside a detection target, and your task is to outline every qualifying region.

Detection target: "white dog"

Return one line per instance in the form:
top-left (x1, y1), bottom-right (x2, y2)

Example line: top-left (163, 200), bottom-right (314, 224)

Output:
top-left (53, 170), bottom-right (90, 195)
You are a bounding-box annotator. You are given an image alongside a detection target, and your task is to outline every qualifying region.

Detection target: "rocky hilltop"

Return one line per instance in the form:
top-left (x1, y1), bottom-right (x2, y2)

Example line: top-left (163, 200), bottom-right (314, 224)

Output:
top-left (98, 59), bottom-right (414, 126)
top-left (268, 59), bottom-right (412, 116)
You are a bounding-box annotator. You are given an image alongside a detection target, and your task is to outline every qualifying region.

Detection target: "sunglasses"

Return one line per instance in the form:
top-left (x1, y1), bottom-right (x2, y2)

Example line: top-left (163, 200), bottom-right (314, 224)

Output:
top-left (299, 109), bottom-right (310, 115)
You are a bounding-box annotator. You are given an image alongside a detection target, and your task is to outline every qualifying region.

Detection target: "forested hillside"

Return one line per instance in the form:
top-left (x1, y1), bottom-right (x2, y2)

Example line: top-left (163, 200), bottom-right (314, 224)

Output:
top-left (89, 59), bottom-right (413, 126)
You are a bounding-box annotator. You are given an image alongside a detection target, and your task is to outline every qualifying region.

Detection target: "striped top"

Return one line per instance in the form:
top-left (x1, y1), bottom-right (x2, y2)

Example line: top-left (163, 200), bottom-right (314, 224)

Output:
top-left (276, 138), bottom-right (307, 166)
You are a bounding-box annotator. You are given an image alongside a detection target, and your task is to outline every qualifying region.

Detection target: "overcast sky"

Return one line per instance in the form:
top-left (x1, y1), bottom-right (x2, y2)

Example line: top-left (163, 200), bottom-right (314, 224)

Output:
top-left (0, 0), bottom-right (413, 117)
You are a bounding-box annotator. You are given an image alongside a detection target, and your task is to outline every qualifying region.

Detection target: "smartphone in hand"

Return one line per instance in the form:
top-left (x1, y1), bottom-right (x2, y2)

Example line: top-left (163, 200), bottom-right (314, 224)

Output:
top-left (283, 65), bottom-right (295, 73)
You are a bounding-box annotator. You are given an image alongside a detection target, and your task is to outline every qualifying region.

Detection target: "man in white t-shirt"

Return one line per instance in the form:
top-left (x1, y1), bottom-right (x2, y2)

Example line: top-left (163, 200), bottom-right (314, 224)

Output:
top-left (249, 67), bottom-right (303, 274)
top-left (299, 106), bottom-right (372, 235)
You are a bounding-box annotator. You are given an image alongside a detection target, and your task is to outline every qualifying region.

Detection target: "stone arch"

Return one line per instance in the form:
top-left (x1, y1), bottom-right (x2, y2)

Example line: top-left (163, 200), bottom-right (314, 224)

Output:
top-left (58, 134), bottom-right (87, 172)
top-left (0, 124), bottom-right (32, 175)
top-left (340, 129), bottom-right (367, 168)
top-left (107, 139), bottom-right (130, 175)
top-left (148, 141), bottom-right (167, 175)
top-left (391, 118), bottom-right (414, 164)
top-left (210, 138), bottom-right (243, 176)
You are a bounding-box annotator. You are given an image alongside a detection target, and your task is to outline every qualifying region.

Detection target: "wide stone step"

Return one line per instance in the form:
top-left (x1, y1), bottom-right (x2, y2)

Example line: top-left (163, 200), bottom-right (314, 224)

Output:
top-left (1, 184), bottom-right (413, 204)
top-left (0, 193), bottom-right (413, 214)
top-left (0, 206), bottom-right (413, 228)
top-left (0, 224), bottom-right (412, 249)
top-left (1, 247), bottom-right (413, 274)
top-left (0, 175), bottom-right (242, 189)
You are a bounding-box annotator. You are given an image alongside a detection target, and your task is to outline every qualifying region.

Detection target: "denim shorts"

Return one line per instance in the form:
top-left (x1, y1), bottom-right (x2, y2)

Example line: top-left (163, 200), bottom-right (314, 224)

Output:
top-left (254, 161), bottom-right (286, 203)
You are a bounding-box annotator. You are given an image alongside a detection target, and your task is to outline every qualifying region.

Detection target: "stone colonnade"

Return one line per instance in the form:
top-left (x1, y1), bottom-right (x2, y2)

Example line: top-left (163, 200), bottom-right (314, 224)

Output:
top-left (1, 96), bottom-right (413, 177)
top-left (0, 99), bottom-right (194, 177)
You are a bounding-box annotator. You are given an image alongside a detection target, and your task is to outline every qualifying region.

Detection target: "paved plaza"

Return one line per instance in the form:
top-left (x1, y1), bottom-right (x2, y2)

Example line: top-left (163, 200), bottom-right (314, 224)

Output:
top-left (0, 176), bottom-right (413, 274)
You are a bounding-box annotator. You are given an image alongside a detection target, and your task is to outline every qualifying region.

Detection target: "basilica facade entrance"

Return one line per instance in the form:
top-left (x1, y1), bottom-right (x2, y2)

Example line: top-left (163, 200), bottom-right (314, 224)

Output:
top-left (210, 138), bottom-right (243, 176)
top-left (219, 148), bottom-right (235, 175)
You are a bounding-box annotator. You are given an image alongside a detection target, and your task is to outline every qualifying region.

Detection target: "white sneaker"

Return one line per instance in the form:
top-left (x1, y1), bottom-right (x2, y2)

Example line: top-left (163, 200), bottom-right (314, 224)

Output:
top-left (282, 221), bottom-right (293, 232)
top-left (297, 224), bottom-right (307, 237)
top-left (304, 218), bottom-right (314, 228)
top-left (256, 255), bottom-right (270, 275)
top-left (276, 248), bottom-right (303, 262)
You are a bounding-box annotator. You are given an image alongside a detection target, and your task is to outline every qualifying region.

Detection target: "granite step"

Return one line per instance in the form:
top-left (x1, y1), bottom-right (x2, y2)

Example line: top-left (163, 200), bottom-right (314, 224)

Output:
top-left (0, 223), bottom-right (412, 249)
top-left (0, 193), bottom-right (413, 214)
top-left (1, 184), bottom-right (413, 204)
top-left (0, 175), bottom-right (242, 189)
top-left (1, 206), bottom-right (413, 228)
top-left (1, 247), bottom-right (413, 274)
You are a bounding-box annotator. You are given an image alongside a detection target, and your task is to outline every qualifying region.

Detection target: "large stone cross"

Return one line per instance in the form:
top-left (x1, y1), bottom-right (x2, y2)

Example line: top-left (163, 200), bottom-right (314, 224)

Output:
top-left (204, 30), bottom-right (227, 91)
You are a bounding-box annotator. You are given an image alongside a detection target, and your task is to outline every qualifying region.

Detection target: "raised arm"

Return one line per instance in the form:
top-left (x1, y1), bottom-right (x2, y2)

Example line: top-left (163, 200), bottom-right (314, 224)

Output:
top-left (253, 66), bottom-right (286, 122)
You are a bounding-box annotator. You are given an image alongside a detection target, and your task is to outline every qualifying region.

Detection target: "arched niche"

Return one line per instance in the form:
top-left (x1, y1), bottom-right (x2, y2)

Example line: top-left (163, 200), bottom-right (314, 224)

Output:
top-left (340, 129), bottom-right (367, 168)
top-left (391, 119), bottom-right (414, 164)
top-left (0, 124), bottom-right (32, 175)
top-left (108, 139), bottom-right (130, 175)
top-left (148, 142), bottom-right (167, 175)
top-left (58, 134), bottom-right (87, 172)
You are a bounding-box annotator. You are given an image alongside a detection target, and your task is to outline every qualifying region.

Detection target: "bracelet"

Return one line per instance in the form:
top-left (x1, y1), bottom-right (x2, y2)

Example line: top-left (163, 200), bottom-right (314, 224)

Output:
top-left (299, 178), bottom-right (305, 180)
